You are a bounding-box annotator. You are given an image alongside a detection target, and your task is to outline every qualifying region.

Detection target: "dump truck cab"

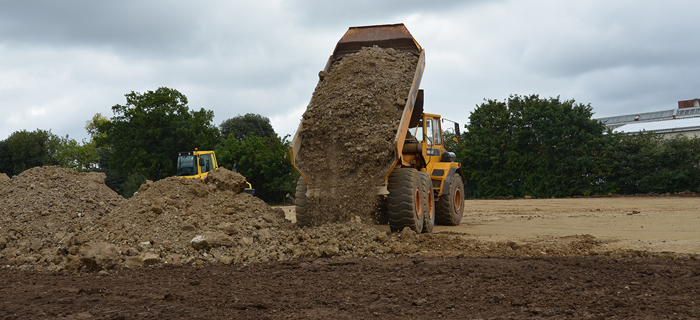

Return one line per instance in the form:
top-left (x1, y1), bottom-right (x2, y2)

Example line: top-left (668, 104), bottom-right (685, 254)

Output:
top-left (403, 113), bottom-right (460, 196)
top-left (401, 111), bottom-right (464, 227)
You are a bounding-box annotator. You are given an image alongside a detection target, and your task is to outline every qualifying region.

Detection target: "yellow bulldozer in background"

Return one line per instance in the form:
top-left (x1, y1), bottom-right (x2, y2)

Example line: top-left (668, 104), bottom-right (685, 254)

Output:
top-left (177, 149), bottom-right (255, 194)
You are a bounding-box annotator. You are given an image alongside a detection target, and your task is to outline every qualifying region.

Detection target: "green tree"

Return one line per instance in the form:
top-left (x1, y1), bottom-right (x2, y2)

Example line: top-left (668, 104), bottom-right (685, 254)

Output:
top-left (93, 147), bottom-right (125, 192)
top-left (120, 172), bottom-right (148, 198)
top-left (85, 112), bottom-right (124, 191)
top-left (2, 129), bottom-right (62, 176)
top-left (54, 137), bottom-right (98, 172)
top-left (459, 98), bottom-right (521, 197)
top-left (220, 113), bottom-right (275, 140)
top-left (516, 95), bottom-right (606, 197)
top-left (0, 140), bottom-right (12, 175)
top-left (85, 113), bottom-right (110, 141)
top-left (96, 87), bottom-right (219, 181)
top-left (603, 133), bottom-right (700, 194)
top-left (1, 129), bottom-right (99, 177)
top-left (442, 129), bottom-right (458, 153)
top-left (460, 95), bottom-right (607, 198)
top-left (216, 134), bottom-right (298, 203)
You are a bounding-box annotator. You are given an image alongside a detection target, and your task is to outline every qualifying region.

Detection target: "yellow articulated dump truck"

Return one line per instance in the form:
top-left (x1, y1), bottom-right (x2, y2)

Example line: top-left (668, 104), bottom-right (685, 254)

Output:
top-left (289, 23), bottom-right (465, 233)
top-left (177, 149), bottom-right (255, 194)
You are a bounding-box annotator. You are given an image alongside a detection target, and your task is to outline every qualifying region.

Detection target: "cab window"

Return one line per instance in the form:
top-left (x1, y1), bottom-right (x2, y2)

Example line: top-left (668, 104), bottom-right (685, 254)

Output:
top-left (210, 154), bottom-right (218, 169)
top-left (425, 118), bottom-right (433, 146)
top-left (433, 118), bottom-right (442, 145)
top-left (177, 155), bottom-right (197, 176)
top-left (408, 119), bottom-right (424, 142)
top-left (199, 154), bottom-right (212, 173)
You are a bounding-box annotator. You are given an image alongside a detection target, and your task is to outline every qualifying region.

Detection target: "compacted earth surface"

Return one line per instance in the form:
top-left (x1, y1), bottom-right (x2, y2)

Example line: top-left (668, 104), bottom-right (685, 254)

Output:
top-left (1, 166), bottom-right (700, 318)
top-left (2, 255), bottom-right (699, 319)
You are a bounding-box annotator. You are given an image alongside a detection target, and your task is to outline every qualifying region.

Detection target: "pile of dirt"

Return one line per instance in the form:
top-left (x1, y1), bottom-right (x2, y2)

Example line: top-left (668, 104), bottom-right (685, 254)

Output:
top-left (0, 166), bottom-right (123, 217)
top-left (0, 173), bottom-right (9, 185)
top-left (2, 166), bottom-right (460, 271)
top-left (0, 166), bottom-right (442, 270)
top-left (0, 166), bottom-right (125, 268)
top-left (69, 169), bottom-right (294, 270)
top-left (4, 166), bottom-right (688, 272)
top-left (0, 166), bottom-right (296, 271)
top-left (296, 46), bottom-right (418, 224)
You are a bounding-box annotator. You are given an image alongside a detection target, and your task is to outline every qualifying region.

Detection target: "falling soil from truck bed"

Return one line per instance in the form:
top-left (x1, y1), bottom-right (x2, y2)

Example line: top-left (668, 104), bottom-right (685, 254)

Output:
top-left (296, 46), bottom-right (418, 225)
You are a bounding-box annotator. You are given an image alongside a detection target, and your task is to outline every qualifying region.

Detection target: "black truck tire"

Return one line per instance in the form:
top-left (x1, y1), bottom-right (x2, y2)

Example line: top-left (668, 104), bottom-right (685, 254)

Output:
top-left (295, 176), bottom-right (312, 227)
top-left (387, 168), bottom-right (424, 233)
top-left (435, 174), bottom-right (464, 226)
top-left (419, 171), bottom-right (435, 233)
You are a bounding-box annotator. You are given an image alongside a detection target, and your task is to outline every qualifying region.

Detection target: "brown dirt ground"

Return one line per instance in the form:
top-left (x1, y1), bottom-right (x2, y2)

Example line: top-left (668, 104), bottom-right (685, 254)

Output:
top-left (2, 256), bottom-right (699, 319)
top-left (447, 197), bottom-right (700, 255)
top-left (2, 194), bottom-right (700, 318)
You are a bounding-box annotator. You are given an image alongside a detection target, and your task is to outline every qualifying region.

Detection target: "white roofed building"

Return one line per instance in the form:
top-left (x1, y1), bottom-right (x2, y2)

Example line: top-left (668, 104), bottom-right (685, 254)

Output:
top-left (597, 98), bottom-right (700, 138)
top-left (612, 117), bottom-right (700, 138)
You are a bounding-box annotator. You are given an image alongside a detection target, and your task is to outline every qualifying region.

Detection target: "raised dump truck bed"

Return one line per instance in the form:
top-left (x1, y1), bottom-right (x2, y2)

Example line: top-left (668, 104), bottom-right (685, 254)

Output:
top-left (291, 23), bottom-right (425, 188)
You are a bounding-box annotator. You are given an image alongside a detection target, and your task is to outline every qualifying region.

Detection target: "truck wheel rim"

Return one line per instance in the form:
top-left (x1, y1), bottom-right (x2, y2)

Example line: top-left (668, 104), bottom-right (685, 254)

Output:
top-left (453, 188), bottom-right (462, 213)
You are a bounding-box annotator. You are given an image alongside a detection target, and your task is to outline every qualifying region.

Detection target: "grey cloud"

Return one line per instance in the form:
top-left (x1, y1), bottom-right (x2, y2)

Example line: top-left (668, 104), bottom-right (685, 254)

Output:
top-left (0, 1), bottom-right (198, 52)
top-left (283, 0), bottom-right (493, 27)
top-left (2, 0), bottom-right (700, 142)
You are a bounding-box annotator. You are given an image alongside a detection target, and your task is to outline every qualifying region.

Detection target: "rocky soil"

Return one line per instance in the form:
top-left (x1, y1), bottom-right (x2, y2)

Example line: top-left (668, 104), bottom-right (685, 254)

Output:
top-left (296, 46), bottom-right (418, 224)
top-left (0, 172), bottom-right (10, 184)
top-left (2, 167), bottom-right (700, 318)
top-left (2, 166), bottom-right (696, 274)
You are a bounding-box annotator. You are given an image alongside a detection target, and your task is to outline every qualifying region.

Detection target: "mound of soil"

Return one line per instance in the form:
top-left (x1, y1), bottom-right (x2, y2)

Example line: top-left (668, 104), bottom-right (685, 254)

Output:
top-left (0, 166), bottom-right (125, 268)
top-left (0, 173), bottom-right (9, 185)
top-left (0, 166), bottom-right (301, 271)
top-left (74, 169), bottom-right (292, 270)
top-left (296, 46), bottom-right (418, 224)
top-left (4, 166), bottom-right (688, 273)
top-left (1, 166), bottom-right (466, 271)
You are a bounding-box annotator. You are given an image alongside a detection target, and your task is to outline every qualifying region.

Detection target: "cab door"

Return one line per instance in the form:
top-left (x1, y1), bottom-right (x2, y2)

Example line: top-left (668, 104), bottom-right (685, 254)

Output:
top-left (422, 115), bottom-right (443, 163)
top-left (199, 153), bottom-right (212, 174)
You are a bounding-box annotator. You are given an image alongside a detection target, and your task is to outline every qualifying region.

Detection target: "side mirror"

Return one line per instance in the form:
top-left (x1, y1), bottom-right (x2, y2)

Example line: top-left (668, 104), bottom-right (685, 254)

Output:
top-left (198, 158), bottom-right (205, 166)
top-left (453, 122), bottom-right (461, 143)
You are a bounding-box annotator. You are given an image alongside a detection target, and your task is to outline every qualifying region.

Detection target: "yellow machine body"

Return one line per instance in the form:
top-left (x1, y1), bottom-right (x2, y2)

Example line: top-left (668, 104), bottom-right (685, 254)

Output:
top-left (177, 150), bottom-right (254, 193)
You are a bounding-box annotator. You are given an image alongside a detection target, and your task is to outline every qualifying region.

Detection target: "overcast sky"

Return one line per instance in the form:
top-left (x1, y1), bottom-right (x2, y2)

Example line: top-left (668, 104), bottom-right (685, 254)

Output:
top-left (2, 0), bottom-right (699, 142)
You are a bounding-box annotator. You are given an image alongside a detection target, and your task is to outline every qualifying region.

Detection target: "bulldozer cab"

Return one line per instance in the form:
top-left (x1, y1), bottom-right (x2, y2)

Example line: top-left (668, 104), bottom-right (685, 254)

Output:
top-left (177, 150), bottom-right (218, 179)
top-left (177, 150), bottom-right (256, 195)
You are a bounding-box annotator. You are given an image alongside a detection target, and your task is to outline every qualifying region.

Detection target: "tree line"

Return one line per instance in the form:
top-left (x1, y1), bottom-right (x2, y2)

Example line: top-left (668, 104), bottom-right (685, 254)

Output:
top-left (455, 94), bottom-right (700, 198)
top-left (3, 89), bottom-right (698, 202)
top-left (0, 130), bottom-right (97, 176)
top-left (0, 87), bottom-right (298, 203)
